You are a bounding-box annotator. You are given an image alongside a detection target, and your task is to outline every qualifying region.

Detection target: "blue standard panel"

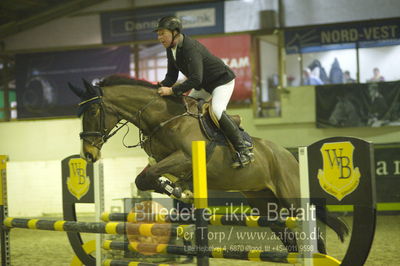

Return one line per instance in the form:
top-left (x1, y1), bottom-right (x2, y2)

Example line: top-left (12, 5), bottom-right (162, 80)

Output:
top-left (101, 2), bottom-right (224, 44)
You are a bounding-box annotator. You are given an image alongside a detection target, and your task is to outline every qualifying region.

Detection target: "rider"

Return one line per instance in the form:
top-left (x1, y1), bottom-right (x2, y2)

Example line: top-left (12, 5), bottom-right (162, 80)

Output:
top-left (155, 15), bottom-right (254, 168)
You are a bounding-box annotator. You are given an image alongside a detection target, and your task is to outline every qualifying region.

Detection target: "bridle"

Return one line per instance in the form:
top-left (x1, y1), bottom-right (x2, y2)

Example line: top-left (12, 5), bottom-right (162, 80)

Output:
top-left (79, 96), bottom-right (122, 149)
top-left (79, 94), bottom-right (160, 150)
top-left (79, 88), bottom-right (197, 151)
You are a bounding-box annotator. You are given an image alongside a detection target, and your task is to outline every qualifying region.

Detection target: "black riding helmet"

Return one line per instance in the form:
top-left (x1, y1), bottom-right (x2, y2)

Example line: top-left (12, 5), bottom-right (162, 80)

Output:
top-left (154, 16), bottom-right (182, 33)
top-left (154, 16), bottom-right (183, 49)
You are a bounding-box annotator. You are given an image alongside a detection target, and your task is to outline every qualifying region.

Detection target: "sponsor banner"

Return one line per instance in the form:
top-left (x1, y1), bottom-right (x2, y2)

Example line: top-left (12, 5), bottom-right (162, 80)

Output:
top-left (289, 143), bottom-right (400, 204)
top-left (16, 46), bottom-right (130, 118)
top-left (306, 137), bottom-right (374, 206)
top-left (101, 2), bottom-right (224, 44)
top-left (285, 18), bottom-right (400, 54)
top-left (375, 145), bottom-right (400, 202)
top-left (316, 81), bottom-right (400, 128)
top-left (197, 34), bottom-right (252, 103)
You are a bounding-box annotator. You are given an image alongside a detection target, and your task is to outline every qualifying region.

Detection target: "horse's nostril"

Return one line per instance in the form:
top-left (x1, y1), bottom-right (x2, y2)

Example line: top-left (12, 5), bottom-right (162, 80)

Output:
top-left (85, 152), bottom-right (94, 162)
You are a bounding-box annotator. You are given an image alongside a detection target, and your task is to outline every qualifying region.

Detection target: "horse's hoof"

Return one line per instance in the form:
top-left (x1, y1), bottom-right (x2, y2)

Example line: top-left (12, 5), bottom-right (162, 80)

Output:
top-left (180, 190), bottom-right (194, 204)
top-left (172, 186), bottom-right (182, 198)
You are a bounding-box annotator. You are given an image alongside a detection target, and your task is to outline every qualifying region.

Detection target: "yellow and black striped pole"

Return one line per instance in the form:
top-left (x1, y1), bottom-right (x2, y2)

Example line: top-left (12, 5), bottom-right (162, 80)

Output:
top-left (192, 141), bottom-right (209, 266)
top-left (3, 218), bottom-right (185, 237)
top-left (0, 155), bottom-right (10, 266)
top-left (101, 211), bottom-right (298, 229)
top-left (103, 259), bottom-right (173, 266)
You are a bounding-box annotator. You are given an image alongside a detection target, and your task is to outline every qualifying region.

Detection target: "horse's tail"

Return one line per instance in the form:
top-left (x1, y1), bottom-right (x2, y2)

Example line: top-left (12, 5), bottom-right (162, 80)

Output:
top-left (316, 205), bottom-right (349, 242)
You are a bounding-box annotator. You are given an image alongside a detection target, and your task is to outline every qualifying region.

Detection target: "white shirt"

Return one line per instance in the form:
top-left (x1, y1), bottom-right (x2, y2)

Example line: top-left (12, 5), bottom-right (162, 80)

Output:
top-left (171, 46), bottom-right (177, 61)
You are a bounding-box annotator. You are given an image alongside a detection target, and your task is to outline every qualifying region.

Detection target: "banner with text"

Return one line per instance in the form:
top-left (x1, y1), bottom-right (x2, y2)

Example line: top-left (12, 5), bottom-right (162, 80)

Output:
top-left (374, 144), bottom-right (400, 203)
top-left (16, 46), bottom-right (130, 118)
top-left (197, 34), bottom-right (252, 103)
top-left (285, 18), bottom-right (400, 54)
top-left (288, 143), bottom-right (400, 204)
top-left (101, 2), bottom-right (224, 44)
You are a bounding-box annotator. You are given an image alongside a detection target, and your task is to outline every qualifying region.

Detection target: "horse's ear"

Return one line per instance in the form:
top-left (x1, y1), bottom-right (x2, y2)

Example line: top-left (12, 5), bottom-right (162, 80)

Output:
top-left (68, 82), bottom-right (84, 97)
top-left (82, 78), bottom-right (96, 94)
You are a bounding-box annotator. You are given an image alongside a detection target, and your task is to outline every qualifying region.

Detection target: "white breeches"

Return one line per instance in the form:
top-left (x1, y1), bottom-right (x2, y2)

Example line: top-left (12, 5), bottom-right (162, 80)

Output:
top-left (188, 79), bottom-right (235, 120)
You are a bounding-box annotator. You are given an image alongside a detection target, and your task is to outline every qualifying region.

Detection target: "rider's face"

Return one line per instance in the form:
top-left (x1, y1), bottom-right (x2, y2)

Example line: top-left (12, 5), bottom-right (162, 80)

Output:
top-left (157, 29), bottom-right (173, 48)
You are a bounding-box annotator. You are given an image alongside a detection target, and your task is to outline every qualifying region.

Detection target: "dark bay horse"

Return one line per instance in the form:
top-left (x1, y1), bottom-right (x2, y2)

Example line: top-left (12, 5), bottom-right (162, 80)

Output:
top-left (69, 76), bottom-right (348, 253)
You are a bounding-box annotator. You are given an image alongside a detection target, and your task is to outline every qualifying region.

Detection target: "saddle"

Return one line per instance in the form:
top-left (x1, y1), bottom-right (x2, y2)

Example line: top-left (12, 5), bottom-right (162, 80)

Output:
top-left (183, 96), bottom-right (253, 148)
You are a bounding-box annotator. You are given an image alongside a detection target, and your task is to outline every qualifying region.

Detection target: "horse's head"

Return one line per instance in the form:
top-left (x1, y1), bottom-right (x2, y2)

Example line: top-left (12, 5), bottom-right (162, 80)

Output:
top-left (69, 79), bottom-right (119, 162)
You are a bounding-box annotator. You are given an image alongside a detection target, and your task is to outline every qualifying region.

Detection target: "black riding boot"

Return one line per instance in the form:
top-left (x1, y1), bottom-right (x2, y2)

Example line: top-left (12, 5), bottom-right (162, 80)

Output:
top-left (219, 111), bottom-right (254, 168)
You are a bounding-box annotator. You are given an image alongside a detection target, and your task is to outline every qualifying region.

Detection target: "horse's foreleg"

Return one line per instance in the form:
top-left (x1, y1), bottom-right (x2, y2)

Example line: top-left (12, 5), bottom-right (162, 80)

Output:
top-left (135, 150), bottom-right (191, 195)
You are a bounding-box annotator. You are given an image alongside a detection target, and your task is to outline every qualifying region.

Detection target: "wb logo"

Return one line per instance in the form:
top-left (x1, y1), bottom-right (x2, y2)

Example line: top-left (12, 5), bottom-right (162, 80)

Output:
top-left (317, 142), bottom-right (361, 201)
top-left (70, 162), bottom-right (86, 184)
top-left (67, 158), bottom-right (90, 200)
top-left (324, 148), bottom-right (352, 179)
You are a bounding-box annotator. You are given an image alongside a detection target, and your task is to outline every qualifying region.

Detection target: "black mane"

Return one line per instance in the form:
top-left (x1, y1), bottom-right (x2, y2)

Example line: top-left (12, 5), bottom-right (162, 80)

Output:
top-left (97, 74), bottom-right (185, 107)
top-left (98, 74), bottom-right (158, 89)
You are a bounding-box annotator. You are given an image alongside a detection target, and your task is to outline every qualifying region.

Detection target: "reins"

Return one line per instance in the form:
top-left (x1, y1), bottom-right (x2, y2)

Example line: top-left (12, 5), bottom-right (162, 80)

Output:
top-left (80, 90), bottom-right (196, 150)
top-left (123, 97), bottom-right (197, 149)
top-left (121, 97), bottom-right (159, 148)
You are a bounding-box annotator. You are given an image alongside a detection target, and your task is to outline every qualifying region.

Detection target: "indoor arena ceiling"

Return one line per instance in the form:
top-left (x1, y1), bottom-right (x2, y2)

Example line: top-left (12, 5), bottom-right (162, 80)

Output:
top-left (0, 0), bottom-right (107, 40)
